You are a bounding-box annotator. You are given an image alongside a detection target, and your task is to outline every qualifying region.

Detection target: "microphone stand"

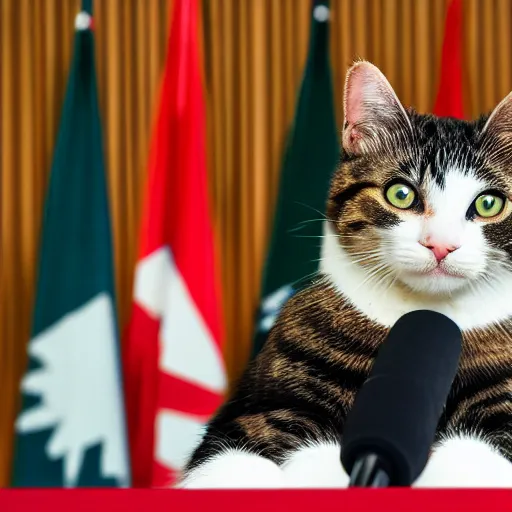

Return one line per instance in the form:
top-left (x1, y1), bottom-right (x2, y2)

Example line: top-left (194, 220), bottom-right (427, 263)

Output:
top-left (348, 454), bottom-right (391, 487)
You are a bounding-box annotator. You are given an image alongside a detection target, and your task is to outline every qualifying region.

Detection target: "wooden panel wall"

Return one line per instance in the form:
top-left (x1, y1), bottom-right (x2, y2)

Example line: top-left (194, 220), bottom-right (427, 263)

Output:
top-left (1, 0), bottom-right (510, 486)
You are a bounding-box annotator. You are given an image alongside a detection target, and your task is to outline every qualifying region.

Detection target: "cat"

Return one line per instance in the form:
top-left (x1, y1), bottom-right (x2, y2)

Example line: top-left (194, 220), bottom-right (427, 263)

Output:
top-left (178, 61), bottom-right (512, 488)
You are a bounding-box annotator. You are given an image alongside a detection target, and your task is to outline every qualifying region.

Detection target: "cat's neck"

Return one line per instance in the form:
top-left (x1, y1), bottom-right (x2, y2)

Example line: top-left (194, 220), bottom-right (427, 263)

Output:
top-left (320, 222), bottom-right (512, 332)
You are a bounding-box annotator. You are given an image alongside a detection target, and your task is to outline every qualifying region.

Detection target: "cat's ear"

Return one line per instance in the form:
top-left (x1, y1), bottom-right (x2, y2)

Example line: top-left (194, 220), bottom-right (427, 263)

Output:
top-left (342, 61), bottom-right (412, 156)
top-left (480, 91), bottom-right (512, 142)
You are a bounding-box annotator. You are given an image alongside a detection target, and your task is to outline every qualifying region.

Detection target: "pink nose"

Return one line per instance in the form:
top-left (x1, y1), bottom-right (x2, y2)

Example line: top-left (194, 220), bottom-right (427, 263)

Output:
top-left (421, 242), bottom-right (458, 262)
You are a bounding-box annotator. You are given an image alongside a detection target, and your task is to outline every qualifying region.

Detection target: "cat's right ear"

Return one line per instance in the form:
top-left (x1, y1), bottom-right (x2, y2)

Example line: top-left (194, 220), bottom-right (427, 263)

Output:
top-left (342, 61), bottom-right (413, 156)
top-left (481, 91), bottom-right (512, 136)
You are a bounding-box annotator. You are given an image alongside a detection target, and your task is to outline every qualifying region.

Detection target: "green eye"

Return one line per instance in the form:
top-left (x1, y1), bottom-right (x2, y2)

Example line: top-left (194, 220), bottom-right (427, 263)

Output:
top-left (385, 183), bottom-right (416, 209)
top-left (474, 194), bottom-right (505, 218)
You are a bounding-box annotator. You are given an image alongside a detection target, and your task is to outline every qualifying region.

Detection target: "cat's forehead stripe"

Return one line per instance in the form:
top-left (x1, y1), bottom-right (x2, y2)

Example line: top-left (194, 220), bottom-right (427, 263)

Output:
top-left (406, 146), bottom-right (490, 192)
top-left (426, 170), bottom-right (485, 215)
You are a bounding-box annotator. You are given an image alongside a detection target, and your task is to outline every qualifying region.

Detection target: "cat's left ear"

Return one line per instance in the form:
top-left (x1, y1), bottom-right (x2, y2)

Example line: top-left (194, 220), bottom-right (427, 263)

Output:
top-left (480, 92), bottom-right (512, 143)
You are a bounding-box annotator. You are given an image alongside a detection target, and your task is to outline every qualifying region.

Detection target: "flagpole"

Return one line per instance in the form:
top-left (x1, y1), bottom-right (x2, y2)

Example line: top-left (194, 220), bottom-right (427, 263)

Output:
top-left (81, 0), bottom-right (93, 14)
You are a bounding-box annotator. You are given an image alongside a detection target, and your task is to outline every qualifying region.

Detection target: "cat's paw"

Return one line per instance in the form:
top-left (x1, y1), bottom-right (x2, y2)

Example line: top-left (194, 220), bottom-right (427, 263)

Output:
top-left (177, 449), bottom-right (285, 488)
top-left (281, 442), bottom-right (350, 488)
top-left (414, 435), bottom-right (512, 488)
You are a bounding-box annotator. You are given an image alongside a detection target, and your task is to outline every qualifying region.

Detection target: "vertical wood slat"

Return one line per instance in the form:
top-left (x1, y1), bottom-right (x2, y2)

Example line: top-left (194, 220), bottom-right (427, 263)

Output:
top-left (465, 0), bottom-right (480, 119)
top-left (103, 0), bottom-right (125, 326)
top-left (17, 3), bottom-right (36, 444)
top-left (135, 0), bottom-right (150, 217)
top-left (249, 0), bottom-right (269, 341)
top-left (236, 0), bottom-right (252, 380)
top-left (283, 0), bottom-right (297, 125)
top-left (383, 0), bottom-right (398, 95)
top-left (337, 0), bottom-right (354, 115)
top-left (220, 0), bottom-right (237, 378)
top-left (482, 0), bottom-right (497, 115)
top-left (371, 0), bottom-right (383, 70)
top-left (496, 0), bottom-right (511, 103)
top-left (413, 0), bottom-right (431, 112)
top-left (203, 0), bottom-right (226, 372)
top-left (399, 0), bottom-right (414, 107)
top-left (0, 0), bottom-right (17, 488)
top-left (353, 0), bottom-right (368, 60)
top-left (2, 0), bottom-right (512, 486)
top-left (122, 0), bottom-right (135, 330)
top-left (296, 0), bottom-right (311, 77)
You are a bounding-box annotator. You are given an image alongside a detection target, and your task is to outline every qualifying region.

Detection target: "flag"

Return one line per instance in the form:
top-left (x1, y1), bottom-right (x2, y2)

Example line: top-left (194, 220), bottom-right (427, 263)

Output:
top-left (251, 0), bottom-right (339, 358)
top-left (122, 0), bottom-right (226, 488)
top-left (12, 2), bottom-right (130, 487)
top-left (433, 0), bottom-right (464, 118)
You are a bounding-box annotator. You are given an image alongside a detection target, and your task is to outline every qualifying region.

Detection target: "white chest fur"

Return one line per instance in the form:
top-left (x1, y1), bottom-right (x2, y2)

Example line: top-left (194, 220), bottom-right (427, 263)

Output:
top-left (320, 221), bottom-right (512, 331)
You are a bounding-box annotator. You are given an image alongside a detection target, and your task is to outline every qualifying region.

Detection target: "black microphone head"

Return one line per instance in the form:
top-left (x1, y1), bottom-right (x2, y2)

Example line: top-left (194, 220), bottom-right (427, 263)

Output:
top-left (341, 310), bottom-right (462, 485)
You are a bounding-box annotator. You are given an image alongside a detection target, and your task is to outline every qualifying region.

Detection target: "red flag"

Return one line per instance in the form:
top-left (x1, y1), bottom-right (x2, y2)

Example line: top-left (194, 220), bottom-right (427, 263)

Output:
top-left (433, 0), bottom-right (464, 118)
top-left (123, 0), bottom-right (226, 488)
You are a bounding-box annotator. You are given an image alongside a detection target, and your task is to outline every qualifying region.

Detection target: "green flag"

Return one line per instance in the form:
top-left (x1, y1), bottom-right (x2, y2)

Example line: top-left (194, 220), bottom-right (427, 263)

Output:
top-left (252, 0), bottom-right (339, 357)
top-left (12, 2), bottom-right (130, 487)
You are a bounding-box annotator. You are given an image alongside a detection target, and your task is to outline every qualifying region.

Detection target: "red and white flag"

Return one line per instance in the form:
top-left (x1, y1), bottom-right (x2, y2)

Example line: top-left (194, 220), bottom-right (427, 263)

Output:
top-left (123, 0), bottom-right (226, 488)
top-left (433, 0), bottom-right (464, 118)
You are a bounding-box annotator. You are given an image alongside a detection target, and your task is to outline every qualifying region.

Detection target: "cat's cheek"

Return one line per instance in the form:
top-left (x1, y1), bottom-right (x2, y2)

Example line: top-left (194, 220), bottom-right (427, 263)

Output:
top-left (414, 436), bottom-right (512, 488)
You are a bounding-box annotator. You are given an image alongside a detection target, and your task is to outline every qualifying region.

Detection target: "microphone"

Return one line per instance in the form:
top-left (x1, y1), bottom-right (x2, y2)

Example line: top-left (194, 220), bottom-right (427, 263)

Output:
top-left (340, 310), bottom-right (462, 487)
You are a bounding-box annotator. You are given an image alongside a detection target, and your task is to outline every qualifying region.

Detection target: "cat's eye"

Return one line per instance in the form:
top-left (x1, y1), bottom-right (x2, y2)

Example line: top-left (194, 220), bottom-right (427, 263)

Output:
top-left (474, 193), bottom-right (505, 218)
top-left (385, 183), bottom-right (416, 209)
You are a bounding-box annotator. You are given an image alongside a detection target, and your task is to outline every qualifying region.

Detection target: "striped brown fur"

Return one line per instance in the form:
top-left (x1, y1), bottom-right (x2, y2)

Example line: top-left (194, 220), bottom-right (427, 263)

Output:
top-left (185, 277), bottom-right (512, 473)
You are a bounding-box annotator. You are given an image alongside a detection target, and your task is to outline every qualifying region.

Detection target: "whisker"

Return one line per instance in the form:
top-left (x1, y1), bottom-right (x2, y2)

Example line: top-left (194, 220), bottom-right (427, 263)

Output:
top-left (372, 268), bottom-right (396, 292)
top-left (292, 234), bottom-right (340, 239)
top-left (354, 251), bottom-right (385, 258)
top-left (348, 254), bottom-right (385, 265)
top-left (384, 272), bottom-right (401, 297)
top-left (291, 270), bottom-right (321, 288)
top-left (293, 202), bottom-right (330, 220)
top-left (288, 218), bottom-right (329, 233)
top-left (353, 261), bottom-right (390, 293)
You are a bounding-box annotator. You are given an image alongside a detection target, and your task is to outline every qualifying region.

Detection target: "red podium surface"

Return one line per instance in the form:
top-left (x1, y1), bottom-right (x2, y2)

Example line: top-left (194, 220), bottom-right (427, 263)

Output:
top-left (0, 489), bottom-right (511, 511)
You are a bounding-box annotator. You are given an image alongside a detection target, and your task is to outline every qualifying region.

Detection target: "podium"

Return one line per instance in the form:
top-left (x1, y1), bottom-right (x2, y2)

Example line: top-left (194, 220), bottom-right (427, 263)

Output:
top-left (1, 489), bottom-right (511, 511)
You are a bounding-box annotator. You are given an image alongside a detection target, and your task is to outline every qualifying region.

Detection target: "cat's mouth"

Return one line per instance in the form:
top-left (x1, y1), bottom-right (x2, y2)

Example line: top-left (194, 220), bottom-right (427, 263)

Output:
top-left (397, 263), bottom-right (471, 295)
top-left (425, 266), bottom-right (465, 278)
top-left (401, 260), bottom-right (468, 281)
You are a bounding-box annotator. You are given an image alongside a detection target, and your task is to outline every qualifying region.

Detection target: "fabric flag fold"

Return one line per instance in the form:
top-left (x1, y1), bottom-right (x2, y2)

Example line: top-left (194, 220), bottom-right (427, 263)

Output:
top-left (122, 0), bottom-right (226, 488)
top-left (12, 2), bottom-right (130, 487)
top-left (251, 0), bottom-right (339, 358)
top-left (433, 0), bottom-right (465, 118)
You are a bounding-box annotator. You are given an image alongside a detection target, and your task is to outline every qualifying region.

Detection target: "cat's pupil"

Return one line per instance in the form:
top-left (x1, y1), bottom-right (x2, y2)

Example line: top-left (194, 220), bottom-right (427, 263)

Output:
top-left (482, 196), bottom-right (495, 210)
top-left (396, 187), bottom-right (409, 200)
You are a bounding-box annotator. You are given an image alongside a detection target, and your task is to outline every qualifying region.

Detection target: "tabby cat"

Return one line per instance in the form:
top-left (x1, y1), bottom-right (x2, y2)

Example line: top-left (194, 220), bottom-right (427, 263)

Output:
top-left (179, 61), bottom-right (512, 488)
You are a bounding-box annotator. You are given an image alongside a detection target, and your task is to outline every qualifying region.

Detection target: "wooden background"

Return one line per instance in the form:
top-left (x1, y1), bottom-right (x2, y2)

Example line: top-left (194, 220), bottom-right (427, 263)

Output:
top-left (1, 0), bottom-right (510, 486)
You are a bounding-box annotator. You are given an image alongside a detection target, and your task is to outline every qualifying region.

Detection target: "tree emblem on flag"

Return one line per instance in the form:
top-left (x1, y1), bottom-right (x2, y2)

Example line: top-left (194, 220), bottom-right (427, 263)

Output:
top-left (258, 284), bottom-right (295, 333)
top-left (16, 294), bottom-right (129, 487)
